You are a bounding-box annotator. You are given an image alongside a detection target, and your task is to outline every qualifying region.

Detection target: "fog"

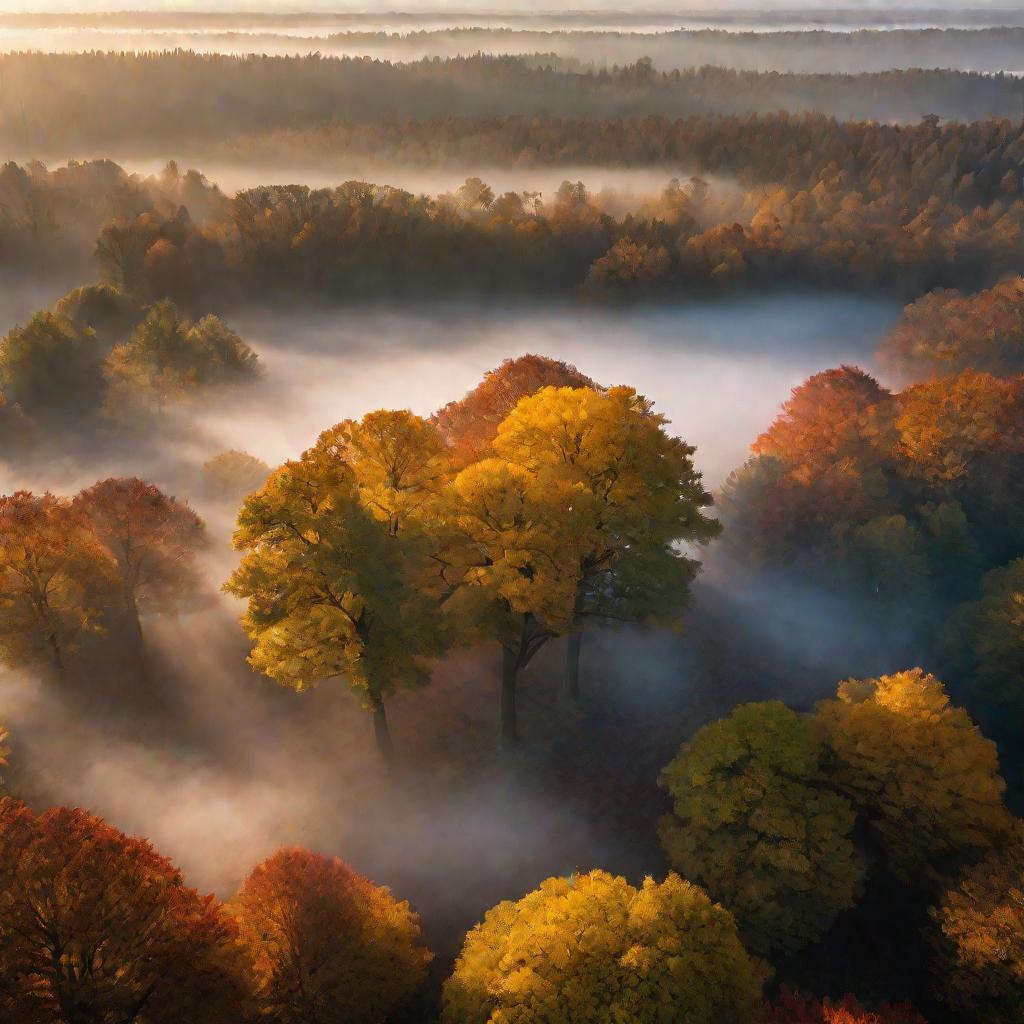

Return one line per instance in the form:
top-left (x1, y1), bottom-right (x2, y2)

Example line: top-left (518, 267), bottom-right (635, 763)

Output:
top-left (207, 296), bottom-right (900, 489)
top-left (0, 292), bottom-right (904, 958)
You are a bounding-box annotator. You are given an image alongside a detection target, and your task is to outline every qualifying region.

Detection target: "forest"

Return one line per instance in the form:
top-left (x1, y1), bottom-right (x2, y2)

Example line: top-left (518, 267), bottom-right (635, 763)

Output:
top-left (2, 8), bottom-right (1024, 1024)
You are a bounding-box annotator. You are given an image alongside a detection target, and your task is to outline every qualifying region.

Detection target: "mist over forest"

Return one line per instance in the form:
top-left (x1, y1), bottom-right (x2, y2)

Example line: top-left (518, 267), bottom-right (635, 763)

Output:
top-left (2, 8), bottom-right (1024, 1024)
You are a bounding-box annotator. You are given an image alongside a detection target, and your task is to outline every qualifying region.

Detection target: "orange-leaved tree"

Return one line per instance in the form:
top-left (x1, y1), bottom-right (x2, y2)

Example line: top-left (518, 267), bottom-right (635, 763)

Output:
top-left (0, 491), bottom-right (116, 681)
top-left (0, 799), bottom-right (256, 1023)
top-left (433, 354), bottom-right (597, 464)
top-left (75, 476), bottom-right (207, 647)
top-left (232, 847), bottom-right (432, 1024)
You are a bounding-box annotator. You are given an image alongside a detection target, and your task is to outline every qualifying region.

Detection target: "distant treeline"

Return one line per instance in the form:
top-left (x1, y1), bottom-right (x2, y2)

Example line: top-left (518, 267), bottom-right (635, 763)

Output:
top-left (306, 27), bottom-right (1024, 75)
top-left (1, 53), bottom-right (1022, 158)
top-left (2, 25), bottom-right (1023, 75)
top-left (4, 109), bottom-right (1022, 303)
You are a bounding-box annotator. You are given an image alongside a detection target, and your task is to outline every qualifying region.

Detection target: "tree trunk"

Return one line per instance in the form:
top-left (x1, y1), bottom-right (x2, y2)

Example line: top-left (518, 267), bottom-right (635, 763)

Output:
top-left (371, 694), bottom-right (394, 766)
top-left (47, 629), bottom-right (66, 684)
top-left (501, 645), bottom-right (519, 746)
top-left (565, 628), bottom-right (583, 700)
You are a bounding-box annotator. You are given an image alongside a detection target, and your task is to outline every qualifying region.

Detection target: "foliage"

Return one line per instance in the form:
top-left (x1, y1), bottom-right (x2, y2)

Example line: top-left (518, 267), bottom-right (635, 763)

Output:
top-left (0, 311), bottom-right (106, 420)
top-left (52, 283), bottom-right (141, 346)
top-left (719, 368), bottom-right (1024, 619)
top-left (443, 869), bottom-right (765, 1024)
top-left (433, 354), bottom-right (596, 463)
top-left (659, 701), bottom-right (861, 956)
top-left (929, 833), bottom-right (1024, 1023)
top-left (199, 450), bottom-right (272, 503)
top-left (816, 669), bottom-right (1014, 885)
top-left (0, 491), bottom-right (115, 675)
top-left (881, 277), bottom-right (1024, 382)
top-left (761, 988), bottom-right (926, 1024)
top-left (492, 384), bottom-right (719, 628)
top-left (948, 557), bottom-right (1024, 714)
top-left (74, 477), bottom-right (207, 632)
top-left (104, 300), bottom-right (258, 412)
top-left (231, 847), bottom-right (431, 1024)
top-left (225, 415), bottom-right (446, 729)
top-left (0, 799), bottom-right (256, 1024)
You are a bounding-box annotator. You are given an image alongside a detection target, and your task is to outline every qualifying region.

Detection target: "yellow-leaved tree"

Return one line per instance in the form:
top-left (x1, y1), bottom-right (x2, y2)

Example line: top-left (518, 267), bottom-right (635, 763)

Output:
top-left (659, 701), bottom-right (862, 956)
top-left (225, 411), bottom-right (449, 762)
top-left (442, 869), bottom-right (765, 1024)
top-left (816, 669), bottom-right (1014, 885)
top-left (490, 384), bottom-right (718, 698)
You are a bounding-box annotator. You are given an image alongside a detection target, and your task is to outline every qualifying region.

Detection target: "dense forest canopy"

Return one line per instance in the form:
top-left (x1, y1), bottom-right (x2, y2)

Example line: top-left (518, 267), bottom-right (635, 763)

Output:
top-left (1, 52), bottom-right (1022, 160)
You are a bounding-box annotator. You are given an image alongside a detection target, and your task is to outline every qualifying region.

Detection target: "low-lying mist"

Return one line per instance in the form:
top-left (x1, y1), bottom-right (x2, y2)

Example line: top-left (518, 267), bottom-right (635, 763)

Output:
top-left (1, 291), bottom-right (907, 958)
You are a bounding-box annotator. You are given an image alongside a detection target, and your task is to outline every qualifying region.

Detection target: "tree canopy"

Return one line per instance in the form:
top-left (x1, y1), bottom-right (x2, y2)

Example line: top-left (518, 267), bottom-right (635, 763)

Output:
top-left (0, 799), bottom-right (256, 1024)
top-left (74, 477), bottom-right (207, 642)
top-left (815, 669), bottom-right (1014, 885)
top-left (226, 415), bottom-right (447, 758)
top-left (659, 701), bottom-right (861, 956)
top-left (443, 869), bottom-right (765, 1024)
top-left (231, 847), bottom-right (431, 1024)
top-left (0, 491), bottom-right (115, 678)
top-left (929, 832), bottom-right (1024, 1023)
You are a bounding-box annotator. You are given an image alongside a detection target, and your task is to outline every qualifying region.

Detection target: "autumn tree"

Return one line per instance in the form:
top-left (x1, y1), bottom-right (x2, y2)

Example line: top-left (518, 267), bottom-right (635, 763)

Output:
top-left (231, 847), bottom-right (431, 1024)
top-left (199, 450), bottom-right (272, 503)
top-left (880, 277), bottom-right (1024, 382)
top-left (659, 701), bottom-right (861, 956)
top-left (929, 833), bottom-right (1024, 1023)
top-left (815, 669), bottom-right (1014, 885)
top-left (491, 384), bottom-right (718, 699)
top-left (761, 989), bottom-right (926, 1024)
top-left (0, 311), bottom-right (107, 420)
top-left (442, 454), bottom-right (582, 743)
top-left (0, 491), bottom-right (115, 680)
top-left (74, 477), bottom-right (207, 646)
top-left (948, 557), bottom-right (1024, 726)
top-left (226, 413), bottom-right (448, 762)
top-left (0, 799), bottom-right (256, 1023)
top-left (443, 870), bottom-right (764, 1024)
top-left (105, 300), bottom-right (259, 413)
top-left (432, 354), bottom-right (597, 463)
top-left (52, 283), bottom-right (141, 348)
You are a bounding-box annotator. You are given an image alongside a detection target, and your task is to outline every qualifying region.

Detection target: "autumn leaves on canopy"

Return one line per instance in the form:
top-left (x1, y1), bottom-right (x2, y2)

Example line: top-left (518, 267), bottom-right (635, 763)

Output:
top-left (227, 358), bottom-right (718, 755)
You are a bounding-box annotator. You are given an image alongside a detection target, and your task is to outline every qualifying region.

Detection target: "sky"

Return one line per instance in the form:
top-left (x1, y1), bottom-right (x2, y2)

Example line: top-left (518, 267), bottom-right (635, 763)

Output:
top-left (2, 1), bottom-right (1023, 12)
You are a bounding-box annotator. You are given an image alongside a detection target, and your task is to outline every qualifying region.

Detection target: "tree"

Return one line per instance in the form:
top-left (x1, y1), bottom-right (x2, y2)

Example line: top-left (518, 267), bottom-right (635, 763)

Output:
top-left (226, 416), bottom-right (447, 762)
top-left (231, 847), bottom-right (431, 1024)
top-left (432, 354), bottom-right (597, 463)
top-left (443, 869), bottom-right (765, 1024)
top-left (929, 833), bottom-right (1024, 1023)
top-left (815, 669), bottom-right (1014, 885)
top-left (199, 450), bottom-right (272, 504)
top-left (74, 477), bottom-right (207, 646)
top-left (104, 300), bottom-right (258, 413)
top-left (442, 455), bottom-right (581, 743)
top-left (52, 283), bottom-right (141, 348)
top-left (0, 311), bottom-right (106, 420)
top-left (947, 558), bottom-right (1024, 749)
top-left (0, 491), bottom-right (115, 680)
top-left (0, 726), bottom-right (8, 791)
top-left (879, 277), bottom-right (1024, 382)
top-left (491, 384), bottom-right (718, 699)
top-left (762, 988), bottom-right (926, 1024)
top-left (659, 702), bottom-right (861, 956)
top-left (0, 799), bottom-right (256, 1024)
